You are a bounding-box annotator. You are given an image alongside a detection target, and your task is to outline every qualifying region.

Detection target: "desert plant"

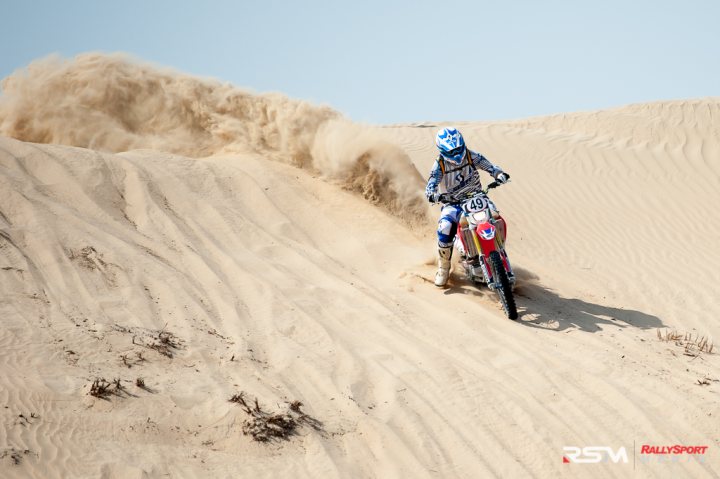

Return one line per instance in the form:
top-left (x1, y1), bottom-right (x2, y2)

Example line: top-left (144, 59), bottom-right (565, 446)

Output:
top-left (89, 377), bottom-right (127, 399)
top-left (89, 378), bottom-right (113, 398)
top-left (657, 329), bottom-right (714, 356)
top-left (228, 392), bottom-right (323, 442)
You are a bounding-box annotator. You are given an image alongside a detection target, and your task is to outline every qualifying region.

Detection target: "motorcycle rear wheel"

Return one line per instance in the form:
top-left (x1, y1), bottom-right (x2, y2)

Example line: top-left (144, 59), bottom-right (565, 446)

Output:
top-left (489, 251), bottom-right (518, 320)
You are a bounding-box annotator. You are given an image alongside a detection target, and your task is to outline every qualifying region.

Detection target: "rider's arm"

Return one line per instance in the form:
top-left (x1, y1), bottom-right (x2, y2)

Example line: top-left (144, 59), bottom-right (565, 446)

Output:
top-left (425, 159), bottom-right (443, 201)
top-left (470, 150), bottom-right (505, 179)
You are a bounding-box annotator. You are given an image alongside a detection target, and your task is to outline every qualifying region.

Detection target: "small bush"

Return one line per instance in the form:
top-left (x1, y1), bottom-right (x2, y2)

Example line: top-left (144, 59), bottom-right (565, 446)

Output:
top-left (657, 329), bottom-right (714, 356)
top-left (229, 392), bottom-right (323, 442)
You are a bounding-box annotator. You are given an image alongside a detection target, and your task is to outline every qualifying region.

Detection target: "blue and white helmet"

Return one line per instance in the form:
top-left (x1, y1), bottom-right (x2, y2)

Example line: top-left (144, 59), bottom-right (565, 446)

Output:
top-left (435, 127), bottom-right (466, 164)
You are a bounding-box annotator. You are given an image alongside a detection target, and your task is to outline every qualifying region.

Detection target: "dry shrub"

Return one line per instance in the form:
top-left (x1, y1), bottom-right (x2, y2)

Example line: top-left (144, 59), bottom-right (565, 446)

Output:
top-left (229, 392), bottom-right (323, 442)
top-left (132, 325), bottom-right (183, 358)
top-left (696, 376), bottom-right (716, 386)
top-left (657, 329), bottom-right (714, 357)
top-left (120, 351), bottom-right (147, 368)
top-left (0, 448), bottom-right (35, 466)
top-left (89, 377), bottom-right (126, 399)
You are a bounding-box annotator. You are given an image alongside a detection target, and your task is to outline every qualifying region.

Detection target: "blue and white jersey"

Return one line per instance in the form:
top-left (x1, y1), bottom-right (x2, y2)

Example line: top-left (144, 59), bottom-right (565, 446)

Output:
top-left (425, 149), bottom-right (503, 202)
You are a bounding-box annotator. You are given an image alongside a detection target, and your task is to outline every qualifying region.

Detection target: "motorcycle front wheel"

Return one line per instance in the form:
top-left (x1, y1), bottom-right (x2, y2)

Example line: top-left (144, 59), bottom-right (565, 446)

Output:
top-left (488, 251), bottom-right (518, 320)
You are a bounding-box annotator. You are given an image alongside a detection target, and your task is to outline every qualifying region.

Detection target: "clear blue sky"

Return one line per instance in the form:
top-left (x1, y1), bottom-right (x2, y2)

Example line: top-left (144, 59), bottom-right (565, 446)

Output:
top-left (2, 0), bottom-right (718, 124)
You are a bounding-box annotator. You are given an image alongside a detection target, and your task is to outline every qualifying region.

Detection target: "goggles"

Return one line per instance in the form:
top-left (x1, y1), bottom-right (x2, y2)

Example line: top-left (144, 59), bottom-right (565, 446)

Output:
top-left (442, 146), bottom-right (465, 159)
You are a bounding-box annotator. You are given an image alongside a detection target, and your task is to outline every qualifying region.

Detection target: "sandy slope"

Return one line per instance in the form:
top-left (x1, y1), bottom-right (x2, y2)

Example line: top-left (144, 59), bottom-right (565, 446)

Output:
top-left (380, 99), bottom-right (720, 337)
top-left (1, 56), bottom-right (719, 478)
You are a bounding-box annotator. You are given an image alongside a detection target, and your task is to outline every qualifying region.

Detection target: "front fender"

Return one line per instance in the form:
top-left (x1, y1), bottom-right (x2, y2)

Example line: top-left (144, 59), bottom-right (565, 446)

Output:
top-left (475, 221), bottom-right (498, 255)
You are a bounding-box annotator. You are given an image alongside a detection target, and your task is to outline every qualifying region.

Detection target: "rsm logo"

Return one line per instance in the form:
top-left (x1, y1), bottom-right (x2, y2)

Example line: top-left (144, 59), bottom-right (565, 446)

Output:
top-left (563, 446), bottom-right (629, 464)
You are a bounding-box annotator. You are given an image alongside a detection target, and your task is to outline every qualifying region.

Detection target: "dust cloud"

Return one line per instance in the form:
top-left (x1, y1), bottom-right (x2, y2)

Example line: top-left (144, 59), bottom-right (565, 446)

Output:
top-left (0, 53), bottom-right (427, 221)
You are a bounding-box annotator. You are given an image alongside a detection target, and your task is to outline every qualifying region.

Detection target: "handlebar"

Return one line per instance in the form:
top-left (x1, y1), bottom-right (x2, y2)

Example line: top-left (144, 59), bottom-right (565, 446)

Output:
top-left (436, 178), bottom-right (508, 204)
top-left (483, 181), bottom-right (500, 193)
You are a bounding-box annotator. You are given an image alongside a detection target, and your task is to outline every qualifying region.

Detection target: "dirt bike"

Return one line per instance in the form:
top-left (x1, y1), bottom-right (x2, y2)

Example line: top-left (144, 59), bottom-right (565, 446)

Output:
top-left (440, 181), bottom-right (518, 320)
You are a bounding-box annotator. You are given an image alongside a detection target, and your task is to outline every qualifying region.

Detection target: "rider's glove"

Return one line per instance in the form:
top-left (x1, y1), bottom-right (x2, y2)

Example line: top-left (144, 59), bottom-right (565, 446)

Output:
top-left (495, 172), bottom-right (510, 184)
top-left (429, 192), bottom-right (449, 204)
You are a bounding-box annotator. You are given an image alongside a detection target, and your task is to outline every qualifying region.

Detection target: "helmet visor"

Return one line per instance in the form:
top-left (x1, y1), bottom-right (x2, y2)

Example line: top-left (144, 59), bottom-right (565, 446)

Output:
top-left (441, 146), bottom-right (466, 161)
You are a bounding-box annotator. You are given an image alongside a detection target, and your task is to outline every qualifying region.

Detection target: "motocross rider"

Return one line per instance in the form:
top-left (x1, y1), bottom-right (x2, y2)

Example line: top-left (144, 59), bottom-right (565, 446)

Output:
top-left (425, 127), bottom-right (510, 287)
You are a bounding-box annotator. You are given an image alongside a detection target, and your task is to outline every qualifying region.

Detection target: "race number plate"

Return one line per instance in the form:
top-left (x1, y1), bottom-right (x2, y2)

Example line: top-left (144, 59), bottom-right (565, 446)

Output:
top-left (462, 195), bottom-right (488, 213)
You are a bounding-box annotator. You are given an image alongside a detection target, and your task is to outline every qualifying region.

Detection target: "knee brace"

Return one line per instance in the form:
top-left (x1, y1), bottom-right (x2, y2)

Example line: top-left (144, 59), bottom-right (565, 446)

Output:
top-left (437, 216), bottom-right (457, 247)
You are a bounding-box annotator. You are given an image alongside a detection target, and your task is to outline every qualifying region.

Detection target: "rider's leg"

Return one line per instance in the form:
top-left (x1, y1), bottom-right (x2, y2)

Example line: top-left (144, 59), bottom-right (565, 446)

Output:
top-left (435, 205), bottom-right (462, 287)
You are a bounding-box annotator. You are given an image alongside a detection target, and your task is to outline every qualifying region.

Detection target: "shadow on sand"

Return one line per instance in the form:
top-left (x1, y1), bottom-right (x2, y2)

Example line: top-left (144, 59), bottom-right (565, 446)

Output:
top-left (443, 267), bottom-right (666, 333)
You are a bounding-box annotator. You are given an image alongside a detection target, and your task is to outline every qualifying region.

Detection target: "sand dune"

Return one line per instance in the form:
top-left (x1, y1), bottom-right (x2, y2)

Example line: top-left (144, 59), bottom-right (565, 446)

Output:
top-left (1, 55), bottom-right (718, 478)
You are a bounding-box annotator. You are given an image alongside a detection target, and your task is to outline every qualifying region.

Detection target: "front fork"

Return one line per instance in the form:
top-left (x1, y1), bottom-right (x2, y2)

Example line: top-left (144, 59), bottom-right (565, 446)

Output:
top-left (478, 257), bottom-right (494, 288)
top-left (479, 251), bottom-right (515, 290)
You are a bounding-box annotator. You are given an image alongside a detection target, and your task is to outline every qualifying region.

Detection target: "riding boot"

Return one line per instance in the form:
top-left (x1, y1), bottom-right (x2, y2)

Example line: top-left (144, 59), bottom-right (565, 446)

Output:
top-left (434, 246), bottom-right (453, 287)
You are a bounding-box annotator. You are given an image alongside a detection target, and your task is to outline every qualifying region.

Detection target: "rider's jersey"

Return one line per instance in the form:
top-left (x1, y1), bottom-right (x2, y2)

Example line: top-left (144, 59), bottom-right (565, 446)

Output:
top-left (425, 149), bottom-right (503, 202)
